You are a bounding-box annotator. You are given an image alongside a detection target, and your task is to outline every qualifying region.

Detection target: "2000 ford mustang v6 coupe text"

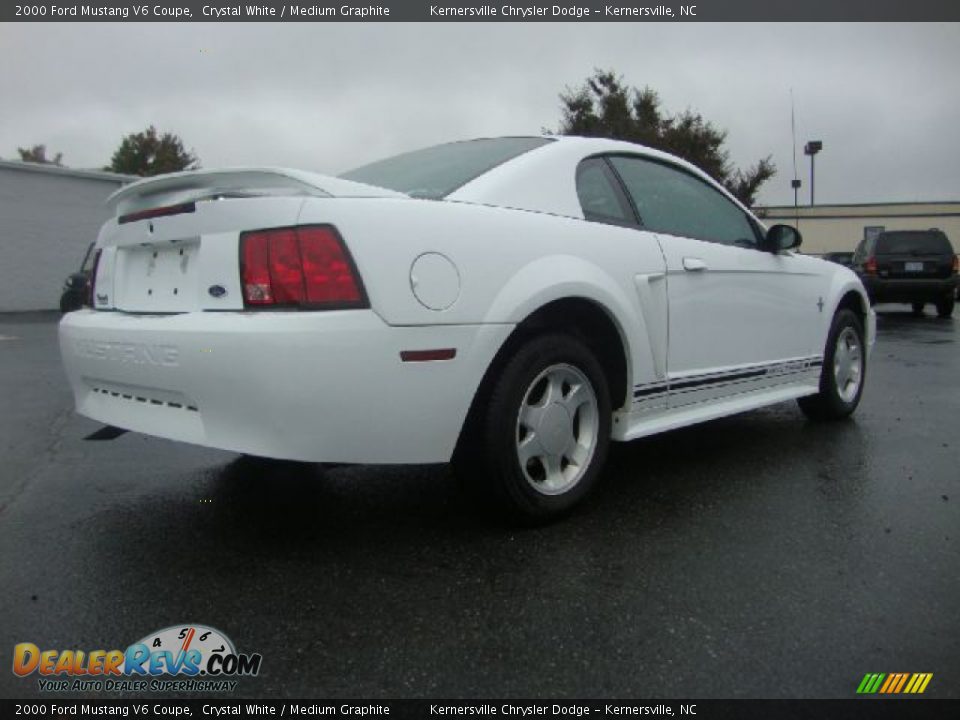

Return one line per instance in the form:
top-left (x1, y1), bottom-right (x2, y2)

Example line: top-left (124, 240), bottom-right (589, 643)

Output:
top-left (60, 136), bottom-right (875, 521)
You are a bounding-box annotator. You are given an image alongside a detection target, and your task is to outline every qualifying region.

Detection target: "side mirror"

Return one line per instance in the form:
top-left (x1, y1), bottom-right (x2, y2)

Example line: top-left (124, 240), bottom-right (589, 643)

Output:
top-left (765, 224), bottom-right (802, 252)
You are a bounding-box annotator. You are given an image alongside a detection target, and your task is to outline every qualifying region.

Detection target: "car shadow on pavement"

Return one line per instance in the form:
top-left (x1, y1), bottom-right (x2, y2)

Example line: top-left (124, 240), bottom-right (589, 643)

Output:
top-left (204, 454), bottom-right (486, 536)
top-left (68, 397), bottom-right (876, 611)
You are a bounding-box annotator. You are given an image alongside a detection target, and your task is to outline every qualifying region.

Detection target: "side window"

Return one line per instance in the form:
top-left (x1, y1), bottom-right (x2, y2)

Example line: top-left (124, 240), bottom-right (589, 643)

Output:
top-left (609, 155), bottom-right (759, 248)
top-left (575, 157), bottom-right (635, 226)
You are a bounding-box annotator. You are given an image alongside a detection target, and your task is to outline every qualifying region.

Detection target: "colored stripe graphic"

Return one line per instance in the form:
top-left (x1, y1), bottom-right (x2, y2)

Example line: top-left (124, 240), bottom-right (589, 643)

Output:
top-left (857, 673), bottom-right (932, 694)
top-left (905, 673), bottom-right (933, 693)
top-left (892, 673), bottom-right (909, 693)
top-left (881, 673), bottom-right (907, 693)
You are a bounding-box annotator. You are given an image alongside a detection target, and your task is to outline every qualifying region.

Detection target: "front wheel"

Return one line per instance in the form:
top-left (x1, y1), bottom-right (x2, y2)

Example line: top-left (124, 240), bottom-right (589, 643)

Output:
top-left (798, 308), bottom-right (866, 420)
top-left (456, 333), bottom-right (611, 523)
top-left (911, 302), bottom-right (925, 317)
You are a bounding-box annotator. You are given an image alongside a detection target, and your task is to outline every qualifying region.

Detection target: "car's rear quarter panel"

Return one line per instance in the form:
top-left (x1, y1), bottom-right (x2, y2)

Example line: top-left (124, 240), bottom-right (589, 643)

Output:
top-left (300, 196), bottom-right (667, 403)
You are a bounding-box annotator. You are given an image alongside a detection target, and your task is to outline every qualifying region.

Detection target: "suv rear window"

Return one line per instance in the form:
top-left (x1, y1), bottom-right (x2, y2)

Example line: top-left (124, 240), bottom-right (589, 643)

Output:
top-left (875, 231), bottom-right (952, 255)
top-left (340, 137), bottom-right (553, 199)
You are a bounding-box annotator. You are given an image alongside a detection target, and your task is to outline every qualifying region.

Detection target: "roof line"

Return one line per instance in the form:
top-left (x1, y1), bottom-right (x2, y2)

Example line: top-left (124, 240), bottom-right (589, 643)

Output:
top-left (760, 211), bottom-right (960, 220)
top-left (758, 200), bottom-right (960, 210)
top-left (0, 159), bottom-right (136, 183)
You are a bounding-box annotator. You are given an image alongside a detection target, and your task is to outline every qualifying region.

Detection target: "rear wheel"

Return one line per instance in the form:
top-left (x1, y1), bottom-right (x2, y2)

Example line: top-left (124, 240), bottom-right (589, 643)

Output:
top-left (456, 333), bottom-right (611, 523)
top-left (798, 308), bottom-right (866, 420)
top-left (936, 295), bottom-right (955, 318)
top-left (911, 302), bottom-right (925, 317)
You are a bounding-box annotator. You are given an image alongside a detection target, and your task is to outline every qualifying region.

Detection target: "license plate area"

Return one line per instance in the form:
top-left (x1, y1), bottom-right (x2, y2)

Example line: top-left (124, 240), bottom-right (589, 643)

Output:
top-left (905, 261), bottom-right (924, 272)
top-left (116, 240), bottom-right (200, 312)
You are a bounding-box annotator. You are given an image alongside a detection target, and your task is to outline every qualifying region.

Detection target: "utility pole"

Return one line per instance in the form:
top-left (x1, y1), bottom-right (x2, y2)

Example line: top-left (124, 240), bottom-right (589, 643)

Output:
top-left (804, 140), bottom-right (823, 206)
top-left (790, 90), bottom-right (801, 226)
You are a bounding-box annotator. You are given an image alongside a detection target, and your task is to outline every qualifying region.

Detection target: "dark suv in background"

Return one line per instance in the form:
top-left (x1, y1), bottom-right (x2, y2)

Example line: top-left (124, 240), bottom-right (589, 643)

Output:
top-left (854, 229), bottom-right (958, 317)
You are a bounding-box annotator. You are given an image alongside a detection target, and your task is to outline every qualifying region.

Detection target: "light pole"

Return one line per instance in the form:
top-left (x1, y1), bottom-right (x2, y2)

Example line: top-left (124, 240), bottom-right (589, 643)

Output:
top-left (804, 140), bottom-right (823, 206)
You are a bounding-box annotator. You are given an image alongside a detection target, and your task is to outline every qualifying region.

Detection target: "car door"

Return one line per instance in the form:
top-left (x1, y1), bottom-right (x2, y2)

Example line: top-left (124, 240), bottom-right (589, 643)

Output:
top-left (607, 154), bottom-right (826, 408)
top-left (575, 156), bottom-right (670, 414)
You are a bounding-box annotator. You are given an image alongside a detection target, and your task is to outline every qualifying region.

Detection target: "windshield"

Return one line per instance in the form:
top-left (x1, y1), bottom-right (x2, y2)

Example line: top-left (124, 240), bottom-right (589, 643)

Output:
top-left (876, 231), bottom-right (952, 255)
top-left (340, 137), bottom-right (553, 199)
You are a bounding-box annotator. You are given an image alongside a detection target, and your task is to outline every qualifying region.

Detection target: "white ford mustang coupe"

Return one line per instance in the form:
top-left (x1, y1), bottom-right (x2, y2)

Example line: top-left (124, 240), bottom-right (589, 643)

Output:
top-left (60, 136), bottom-right (874, 521)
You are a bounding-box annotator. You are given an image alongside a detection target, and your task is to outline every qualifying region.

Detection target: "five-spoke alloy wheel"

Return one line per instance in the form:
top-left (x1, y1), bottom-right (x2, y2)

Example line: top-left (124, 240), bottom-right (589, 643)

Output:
top-left (516, 363), bottom-right (600, 496)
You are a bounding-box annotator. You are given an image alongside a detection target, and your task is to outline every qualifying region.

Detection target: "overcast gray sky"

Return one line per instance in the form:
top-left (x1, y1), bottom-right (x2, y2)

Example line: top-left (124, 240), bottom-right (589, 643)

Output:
top-left (1, 22), bottom-right (957, 206)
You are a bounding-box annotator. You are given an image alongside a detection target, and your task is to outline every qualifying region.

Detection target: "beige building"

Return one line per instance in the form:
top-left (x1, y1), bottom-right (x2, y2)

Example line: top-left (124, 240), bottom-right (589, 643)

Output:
top-left (755, 202), bottom-right (960, 255)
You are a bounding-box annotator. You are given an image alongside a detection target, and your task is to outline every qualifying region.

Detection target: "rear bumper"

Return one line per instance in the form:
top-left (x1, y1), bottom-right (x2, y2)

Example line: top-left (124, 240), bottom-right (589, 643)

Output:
top-left (861, 276), bottom-right (957, 303)
top-left (59, 310), bottom-right (511, 463)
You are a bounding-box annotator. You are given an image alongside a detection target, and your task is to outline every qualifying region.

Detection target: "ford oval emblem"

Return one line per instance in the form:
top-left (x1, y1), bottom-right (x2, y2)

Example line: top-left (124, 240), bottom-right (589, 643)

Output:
top-left (208, 285), bottom-right (227, 298)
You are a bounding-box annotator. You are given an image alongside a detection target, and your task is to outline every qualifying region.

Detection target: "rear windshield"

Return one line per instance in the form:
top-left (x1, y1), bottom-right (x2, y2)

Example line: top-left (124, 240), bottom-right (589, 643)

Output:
top-left (340, 137), bottom-right (553, 199)
top-left (876, 231), bottom-right (952, 255)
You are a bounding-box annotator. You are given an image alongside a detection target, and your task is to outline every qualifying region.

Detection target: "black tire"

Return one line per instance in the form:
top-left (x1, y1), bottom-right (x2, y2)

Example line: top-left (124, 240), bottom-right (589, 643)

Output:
top-left (455, 333), bottom-right (611, 524)
top-left (798, 308), bottom-right (866, 421)
top-left (911, 302), bottom-right (925, 317)
top-left (936, 295), bottom-right (955, 318)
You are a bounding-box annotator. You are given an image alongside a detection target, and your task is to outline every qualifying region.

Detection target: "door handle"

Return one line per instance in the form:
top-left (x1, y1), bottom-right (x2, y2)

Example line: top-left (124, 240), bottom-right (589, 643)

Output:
top-left (683, 257), bottom-right (707, 272)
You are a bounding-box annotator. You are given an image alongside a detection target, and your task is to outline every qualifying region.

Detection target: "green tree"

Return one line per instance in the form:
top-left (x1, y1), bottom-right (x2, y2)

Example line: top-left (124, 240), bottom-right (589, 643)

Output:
top-left (17, 144), bottom-right (63, 166)
top-left (105, 126), bottom-right (199, 177)
top-left (557, 70), bottom-right (775, 206)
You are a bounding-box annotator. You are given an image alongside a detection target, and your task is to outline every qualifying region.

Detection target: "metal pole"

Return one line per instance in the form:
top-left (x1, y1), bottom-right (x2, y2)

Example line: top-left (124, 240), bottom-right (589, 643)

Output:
top-left (810, 154), bottom-right (815, 206)
top-left (804, 140), bottom-right (822, 207)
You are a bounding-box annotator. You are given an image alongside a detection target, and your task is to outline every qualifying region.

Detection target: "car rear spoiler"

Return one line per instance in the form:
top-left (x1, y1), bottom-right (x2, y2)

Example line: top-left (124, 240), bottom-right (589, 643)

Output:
top-left (107, 167), bottom-right (406, 217)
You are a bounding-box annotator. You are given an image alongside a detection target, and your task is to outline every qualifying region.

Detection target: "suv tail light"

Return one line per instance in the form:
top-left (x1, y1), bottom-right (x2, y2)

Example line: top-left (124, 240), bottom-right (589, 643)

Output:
top-left (864, 256), bottom-right (878, 276)
top-left (240, 225), bottom-right (367, 309)
top-left (87, 249), bottom-right (103, 307)
top-left (952, 255), bottom-right (958, 274)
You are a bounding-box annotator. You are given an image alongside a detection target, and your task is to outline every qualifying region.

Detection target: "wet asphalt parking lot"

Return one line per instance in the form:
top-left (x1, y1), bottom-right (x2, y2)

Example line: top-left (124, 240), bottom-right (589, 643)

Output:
top-left (0, 309), bottom-right (957, 700)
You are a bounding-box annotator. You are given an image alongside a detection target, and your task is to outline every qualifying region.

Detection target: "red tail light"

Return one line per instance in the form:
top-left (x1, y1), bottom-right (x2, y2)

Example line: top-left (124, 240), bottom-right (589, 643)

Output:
top-left (240, 225), bottom-right (366, 309)
top-left (87, 249), bottom-right (103, 307)
top-left (952, 255), bottom-right (958, 274)
top-left (864, 257), bottom-right (878, 276)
